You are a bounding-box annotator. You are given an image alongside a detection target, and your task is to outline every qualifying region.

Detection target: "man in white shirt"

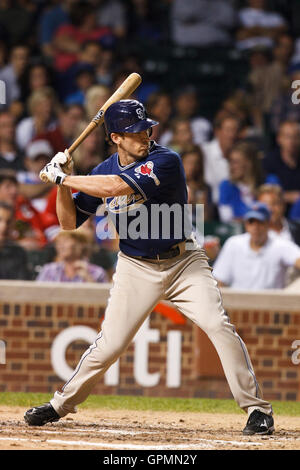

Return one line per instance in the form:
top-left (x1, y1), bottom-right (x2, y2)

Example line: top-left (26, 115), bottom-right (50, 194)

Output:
top-left (213, 202), bottom-right (300, 289)
top-left (201, 113), bottom-right (241, 204)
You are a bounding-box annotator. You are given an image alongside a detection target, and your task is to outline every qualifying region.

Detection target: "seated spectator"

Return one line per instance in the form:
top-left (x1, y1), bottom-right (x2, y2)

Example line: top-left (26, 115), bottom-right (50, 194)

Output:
top-left (19, 62), bottom-right (55, 104)
top-left (128, 0), bottom-right (164, 42)
top-left (17, 140), bottom-right (54, 212)
top-left (0, 170), bottom-right (47, 249)
top-left (60, 40), bottom-right (102, 99)
top-left (84, 84), bottom-right (111, 121)
top-left (171, 0), bottom-right (236, 47)
top-left (0, 43), bottom-right (30, 108)
top-left (236, 0), bottom-right (287, 51)
top-left (72, 121), bottom-right (105, 175)
top-left (96, 0), bottom-right (127, 39)
top-left (35, 103), bottom-right (85, 154)
top-left (38, 0), bottom-right (74, 59)
top-left (257, 183), bottom-right (294, 241)
top-left (218, 141), bottom-right (263, 223)
top-left (52, 1), bottom-right (112, 72)
top-left (146, 91), bottom-right (172, 143)
top-left (37, 230), bottom-right (108, 283)
top-left (159, 87), bottom-right (212, 147)
top-left (0, 201), bottom-right (30, 280)
top-left (201, 112), bottom-right (242, 204)
top-left (263, 121), bottom-right (300, 206)
top-left (269, 63), bottom-right (300, 134)
top-left (247, 34), bottom-right (294, 131)
top-left (64, 64), bottom-right (96, 105)
top-left (0, 111), bottom-right (24, 172)
top-left (16, 87), bottom-right (58, 152)
top-left (213, 202), bottom-right (300, 290)
top-left (181, 145), bottom-right (213, 221)
top-left (167, 118), bottom-right (194, 154)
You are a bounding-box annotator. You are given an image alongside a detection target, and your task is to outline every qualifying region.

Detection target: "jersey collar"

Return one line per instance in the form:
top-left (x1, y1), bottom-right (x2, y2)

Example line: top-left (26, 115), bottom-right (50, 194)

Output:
top-left (116, 140), bottom-right (157, 170)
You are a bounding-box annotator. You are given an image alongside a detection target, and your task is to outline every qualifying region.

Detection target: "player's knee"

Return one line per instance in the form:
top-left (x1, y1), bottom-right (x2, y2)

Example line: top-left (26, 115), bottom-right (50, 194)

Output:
top-left (203, 313), bottom-right (225, 336)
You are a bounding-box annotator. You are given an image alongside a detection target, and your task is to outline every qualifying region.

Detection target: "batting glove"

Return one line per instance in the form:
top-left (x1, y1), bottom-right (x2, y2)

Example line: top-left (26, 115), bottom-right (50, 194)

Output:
top-left (39, 162), bottom-right (67, 185)
top-left (51, 149), bottom-right (73, 175)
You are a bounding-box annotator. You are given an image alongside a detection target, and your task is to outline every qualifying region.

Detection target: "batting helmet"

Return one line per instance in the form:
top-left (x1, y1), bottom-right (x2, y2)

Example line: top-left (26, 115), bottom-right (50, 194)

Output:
top-left (104, 99), bottom-right (158, 135)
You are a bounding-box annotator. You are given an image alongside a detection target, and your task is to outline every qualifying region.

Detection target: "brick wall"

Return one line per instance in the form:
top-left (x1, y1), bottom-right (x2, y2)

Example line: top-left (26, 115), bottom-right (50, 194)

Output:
top-left (0, 282), bottom-right (299, 401)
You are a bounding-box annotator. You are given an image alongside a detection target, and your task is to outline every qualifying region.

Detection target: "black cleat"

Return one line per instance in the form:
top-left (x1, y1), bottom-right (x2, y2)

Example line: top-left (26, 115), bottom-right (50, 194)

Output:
top-left (243, 409), bottom-right (275, 435)
top-left (24, 403), bottom-right (60, 426)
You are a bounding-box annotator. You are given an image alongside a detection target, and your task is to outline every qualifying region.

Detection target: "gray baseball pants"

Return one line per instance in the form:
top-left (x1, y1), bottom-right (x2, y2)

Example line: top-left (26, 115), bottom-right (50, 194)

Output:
top-left (51, 247), bottom-right (272, 417)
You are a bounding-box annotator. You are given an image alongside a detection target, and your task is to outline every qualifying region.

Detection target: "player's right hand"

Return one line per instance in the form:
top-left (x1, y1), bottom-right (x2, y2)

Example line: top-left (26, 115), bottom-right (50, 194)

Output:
top-left (51, 149), bottom-right (73, 175)
top-left (39, 162), bottom-right (67, 185)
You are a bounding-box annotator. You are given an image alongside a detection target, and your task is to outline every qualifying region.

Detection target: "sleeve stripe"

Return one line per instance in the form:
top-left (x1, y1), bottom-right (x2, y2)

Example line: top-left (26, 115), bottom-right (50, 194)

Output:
top-left (75, 204), bottom-right (95, 216)
top-left (120, 173), bottom-right (148, 201)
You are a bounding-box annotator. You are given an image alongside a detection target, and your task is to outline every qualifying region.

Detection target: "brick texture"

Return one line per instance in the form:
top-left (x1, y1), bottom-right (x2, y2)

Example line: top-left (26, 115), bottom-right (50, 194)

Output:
top-left (0, 301), bottom-right (299, 400)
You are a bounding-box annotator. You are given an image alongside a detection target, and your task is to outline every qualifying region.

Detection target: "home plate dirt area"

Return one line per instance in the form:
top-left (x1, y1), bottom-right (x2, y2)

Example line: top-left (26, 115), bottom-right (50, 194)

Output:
top-left (0, 407), bottom-right (300, 450)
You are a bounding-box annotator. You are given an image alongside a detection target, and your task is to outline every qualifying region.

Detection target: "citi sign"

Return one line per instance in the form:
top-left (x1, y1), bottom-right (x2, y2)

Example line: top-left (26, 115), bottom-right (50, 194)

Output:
top-left (51, 303), bottom-right (185, 388)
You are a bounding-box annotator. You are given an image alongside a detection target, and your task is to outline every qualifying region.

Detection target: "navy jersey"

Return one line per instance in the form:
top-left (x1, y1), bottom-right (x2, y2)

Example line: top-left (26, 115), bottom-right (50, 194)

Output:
top-left (73, 141), bottom-right (191, 257)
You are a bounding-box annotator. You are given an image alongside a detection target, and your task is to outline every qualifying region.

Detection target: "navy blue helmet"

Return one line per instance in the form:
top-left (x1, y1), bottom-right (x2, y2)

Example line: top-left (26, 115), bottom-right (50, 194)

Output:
top-left (104, 99), bottom-right (158, 135)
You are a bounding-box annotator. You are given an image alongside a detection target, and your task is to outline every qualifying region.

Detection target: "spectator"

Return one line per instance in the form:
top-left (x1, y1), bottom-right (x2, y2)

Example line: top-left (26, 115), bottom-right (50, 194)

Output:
top-left (0, 111), bottom-right (24, 172)
top-left (37, 230), bottom-right (108, 283)
top-left (257, 183), bottom-right (294, 241)
top-left (181, 145), bottom-right (213, 221)
top-left (160, 87), bottom-right (212, 147)
top-left (167, 118), bottom-right (194, 154)
top-left (84, 84), bottom-right (111, 121)
top-left (0, 201), bottom-right (29, 280)
top-left (19, 62), bottom-right (55, 104)
top-left (236, 0), bottom-right (287, 51)
top-left (38, 0), bottom-right (76, 59)
top-left (64, 65), bottom-right (96, 105)
top-left (128, 0), bottom-right (164, 42)
top-left (0, 170), bottom-right (47, 249)
top-left (171, 0), bottom-right (237, 47)
top-left (213, 202), bottom-right (300, 289)
top-left (96, 0), bottom-right (127, 39)
top-left (72, 121), bottom-right (105, 175)
top-left (218, 141), bottom-right (263, 223)
top-left (60, 40), bottom-right (102, 100)
top-left (35, 103), bottom-right (84, 154)
top-left (247, 34), bottom-right (294, 131)
top-left (17, 139), bottom-right (54, 212)
top-left (52, 1), bottom-right (112, 72)
top-left (16, 87), bottom-right (58, 152)
top-left (146, 91), bottom-right (172, 143)
top-left (263, 120), bottom-right (300, 206)
top-left (0, 0), bottom-right (35, 45)
top-left (0, 43), bottom-right (29, 107)
top-left (269, 64), bottom-right (300, 134)
top-left (201, 112), bottom-right (241, 204)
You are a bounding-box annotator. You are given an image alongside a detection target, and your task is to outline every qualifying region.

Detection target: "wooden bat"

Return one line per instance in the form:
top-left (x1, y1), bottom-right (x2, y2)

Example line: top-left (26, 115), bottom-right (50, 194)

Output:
top-left (40, 73), bottom-right (142, 182)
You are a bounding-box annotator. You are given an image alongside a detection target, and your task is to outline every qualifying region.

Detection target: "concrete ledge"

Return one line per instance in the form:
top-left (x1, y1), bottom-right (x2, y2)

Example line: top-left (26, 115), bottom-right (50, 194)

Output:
top-left (0, 281), bottom-right (300, 311)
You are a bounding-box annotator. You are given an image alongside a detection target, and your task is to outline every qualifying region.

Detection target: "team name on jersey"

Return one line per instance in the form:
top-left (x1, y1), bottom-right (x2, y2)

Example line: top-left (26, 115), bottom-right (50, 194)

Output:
top-left (107, 193), bottom-right (146, 213)
top-left (134, 161), bottom-right (160, 186)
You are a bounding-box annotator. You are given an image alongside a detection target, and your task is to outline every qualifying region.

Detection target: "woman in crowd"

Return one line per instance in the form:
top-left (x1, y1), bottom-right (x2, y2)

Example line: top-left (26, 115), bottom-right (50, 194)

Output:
top-left (218, 141), bottom-right (263, 223)
top-left (37, 229), bottom-right (108, 283)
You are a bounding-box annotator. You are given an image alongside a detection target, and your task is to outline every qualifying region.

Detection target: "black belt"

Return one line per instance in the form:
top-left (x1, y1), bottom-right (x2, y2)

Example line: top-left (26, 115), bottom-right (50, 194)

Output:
top-left (137, 239), bottom-right (193, 260)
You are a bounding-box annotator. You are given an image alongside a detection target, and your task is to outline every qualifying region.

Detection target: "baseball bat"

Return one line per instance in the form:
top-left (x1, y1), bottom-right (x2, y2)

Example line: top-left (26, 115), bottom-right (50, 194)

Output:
top-left (40, 73), bottom-right (142, 182)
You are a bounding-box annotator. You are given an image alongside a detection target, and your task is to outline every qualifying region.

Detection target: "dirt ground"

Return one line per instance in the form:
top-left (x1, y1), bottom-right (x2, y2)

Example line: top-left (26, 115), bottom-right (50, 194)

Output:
top-left (0, 406), bottom-right (299, 450)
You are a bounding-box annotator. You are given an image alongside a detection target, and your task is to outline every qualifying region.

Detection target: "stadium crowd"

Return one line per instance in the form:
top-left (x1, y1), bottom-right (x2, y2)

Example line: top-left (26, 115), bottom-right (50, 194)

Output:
top-left (1, 0), bottom-right (300, 289)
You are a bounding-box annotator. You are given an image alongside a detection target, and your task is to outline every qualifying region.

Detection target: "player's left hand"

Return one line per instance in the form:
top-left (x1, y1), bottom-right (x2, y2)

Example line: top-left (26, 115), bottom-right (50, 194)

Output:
top-left (51, 149), bottom-right (73, 175)
top-left (39, 162), bottom-right (67, 185)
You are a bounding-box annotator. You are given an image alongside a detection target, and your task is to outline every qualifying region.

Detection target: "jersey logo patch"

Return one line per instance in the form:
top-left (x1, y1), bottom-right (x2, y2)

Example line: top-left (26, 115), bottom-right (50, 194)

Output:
top-left (135, 161), bottom-right (160, 186)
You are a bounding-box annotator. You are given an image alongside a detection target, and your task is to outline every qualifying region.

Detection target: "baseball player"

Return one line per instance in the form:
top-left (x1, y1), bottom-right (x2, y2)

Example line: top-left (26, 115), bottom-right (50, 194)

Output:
top-left (24, 100), bottom-right (274, 435)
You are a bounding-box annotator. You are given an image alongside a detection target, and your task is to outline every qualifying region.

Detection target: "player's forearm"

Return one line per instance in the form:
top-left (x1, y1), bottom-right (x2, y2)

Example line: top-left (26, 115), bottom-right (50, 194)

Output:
top-left (56, 186), bottom-right (77, 230)
top-left (62, 174), bottom-right (133, 198)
